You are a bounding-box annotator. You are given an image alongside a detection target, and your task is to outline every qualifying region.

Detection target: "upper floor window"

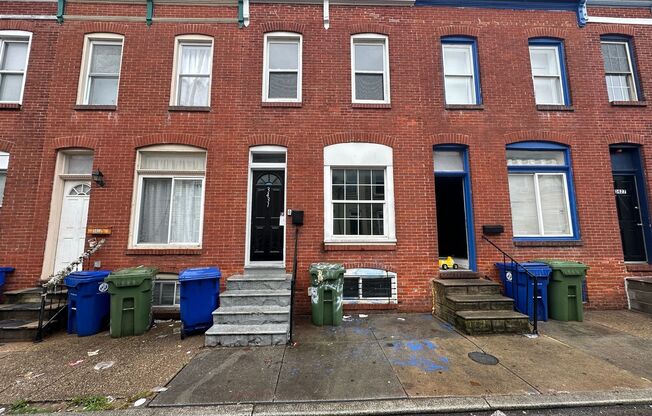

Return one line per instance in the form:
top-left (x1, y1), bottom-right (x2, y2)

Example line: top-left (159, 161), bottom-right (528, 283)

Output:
top-left (77, 33), bottom-right (124, 106)
top-left (0, 31), bottom-right (31, 104)
top-left (506, 142), bottom-right (578, 240)
top-left (133, 146), bottom-right (206, 248)
top-left (324, 143), bottom-right (396, 243)
top-left (528, 38), bottom-right (570, 106)
top-left (0, 151), bottom-right (8, 206)
top-left (171, 35), bottom-right (213, 107)
top-left (263, 32), bottom-right (302, 103)
top-left (601, 36), bottom-right (641, 102)
top-left (351, 34), bottom-right (390, 104)
top-left (441, 37), bottom-right (481, 105)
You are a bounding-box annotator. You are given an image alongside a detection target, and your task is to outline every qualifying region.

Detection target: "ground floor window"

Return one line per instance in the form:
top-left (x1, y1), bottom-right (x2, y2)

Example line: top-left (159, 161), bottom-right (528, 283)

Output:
top-left (133, 146), bottom-right (206, 247)
top-left (0, 151), bottom-right (8, 206)
top-left (343, 268), bottom-right (398, 304)
top-left (506, 142), bottom-right (577, 239)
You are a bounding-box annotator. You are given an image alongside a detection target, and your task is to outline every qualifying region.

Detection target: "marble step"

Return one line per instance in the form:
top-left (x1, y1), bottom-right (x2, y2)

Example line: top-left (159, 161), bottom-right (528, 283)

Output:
top-left (213, 305), bottom-right (290, 325)
top-left (205, 323), bottom-right (289, 347)
top-left (226, 275), bottom-right (291, 291)
top-left (219, 290), bottom-right (291, 307)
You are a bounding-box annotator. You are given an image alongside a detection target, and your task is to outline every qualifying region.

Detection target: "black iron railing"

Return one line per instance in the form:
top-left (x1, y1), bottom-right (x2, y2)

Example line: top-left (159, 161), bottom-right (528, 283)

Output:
top-left (482, 235), bottom-right (539, 335)
top-left (34, 283), bottom-right (67, 342)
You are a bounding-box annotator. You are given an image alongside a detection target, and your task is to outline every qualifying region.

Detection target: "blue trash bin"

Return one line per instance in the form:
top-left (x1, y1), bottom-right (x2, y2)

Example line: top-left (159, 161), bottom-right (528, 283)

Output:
top-left (0, 267), bottom-right (15, 292)
top-left (179, 267), bottom-right (221, 337)
top-left (496, 262), bottom-right (550, 321)
top-left (64, 270), bottom-right (112, 336)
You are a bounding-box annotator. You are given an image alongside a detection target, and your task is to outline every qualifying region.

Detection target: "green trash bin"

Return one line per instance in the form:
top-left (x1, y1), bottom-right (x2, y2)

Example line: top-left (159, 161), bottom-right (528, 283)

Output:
top-left (104, 266), bottom-right (158, 337)
top-left (534, 260), bottom-right (588, 322)
top-left (309, 263), bottom-right (345, 326)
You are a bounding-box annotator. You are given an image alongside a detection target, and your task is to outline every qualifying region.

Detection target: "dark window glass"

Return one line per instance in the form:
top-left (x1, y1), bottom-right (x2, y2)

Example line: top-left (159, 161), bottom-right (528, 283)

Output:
top-left (252, 153), bottom-right (286, 163)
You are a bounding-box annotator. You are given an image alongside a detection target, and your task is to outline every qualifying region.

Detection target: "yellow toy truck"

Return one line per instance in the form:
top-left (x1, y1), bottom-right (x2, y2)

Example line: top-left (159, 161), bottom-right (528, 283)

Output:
top-left (438, 256), bottom-right (459, 270)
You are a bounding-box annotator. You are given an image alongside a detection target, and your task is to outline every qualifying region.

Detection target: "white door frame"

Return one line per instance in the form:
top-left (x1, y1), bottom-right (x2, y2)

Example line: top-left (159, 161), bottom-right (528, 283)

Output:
top-left (41, 150), bottom-right (93, 279)
top-left (244, 146), bottom-right (287, 269)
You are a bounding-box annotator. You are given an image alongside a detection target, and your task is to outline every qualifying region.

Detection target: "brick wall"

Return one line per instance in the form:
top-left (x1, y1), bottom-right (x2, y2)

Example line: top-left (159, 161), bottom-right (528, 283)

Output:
top-left (0, 2), bottom-right (650, 313)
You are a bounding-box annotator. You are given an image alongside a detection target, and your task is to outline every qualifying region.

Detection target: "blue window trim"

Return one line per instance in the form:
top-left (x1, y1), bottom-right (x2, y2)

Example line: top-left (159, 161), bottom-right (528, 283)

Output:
top-left (528, 38), bottom-right (572, 107)
top-left (600, 35), bottom-right (644, 102)
top-left (441, 36), bottom-right (482, 105)
top-left (506, 141), bottom-right (580, 242)
top-left (434, 144), bottom-right (477, 271)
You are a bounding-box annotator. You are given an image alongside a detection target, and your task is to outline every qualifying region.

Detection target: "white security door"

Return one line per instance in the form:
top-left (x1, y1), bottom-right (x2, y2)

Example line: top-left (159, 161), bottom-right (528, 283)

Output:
top-left (53, 181), bottom-right (91, 273)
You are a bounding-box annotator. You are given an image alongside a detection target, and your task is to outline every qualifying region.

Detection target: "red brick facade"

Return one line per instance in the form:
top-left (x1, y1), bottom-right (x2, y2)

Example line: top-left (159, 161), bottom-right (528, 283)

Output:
top-left (1, 1), bottom-right (651, 313)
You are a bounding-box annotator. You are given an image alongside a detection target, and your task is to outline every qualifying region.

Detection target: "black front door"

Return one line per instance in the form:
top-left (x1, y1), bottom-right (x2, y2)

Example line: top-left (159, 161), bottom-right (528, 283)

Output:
top-left (614, 174), bottom-right (647, 262)
top-left (250, 170), bottom-right (285, 262)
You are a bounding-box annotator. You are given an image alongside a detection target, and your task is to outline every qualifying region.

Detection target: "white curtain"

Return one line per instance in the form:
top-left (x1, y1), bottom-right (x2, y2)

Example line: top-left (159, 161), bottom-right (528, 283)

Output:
top-left (138, 178), bottom-right (172, 244)
top-left (509, 174), bottom-right (539, 235)
top-left (170, 179), bottom-right (202, 243)
top-left (538, 174), bottom-right (570, 235)
top-left (179, 45), bottom-right (211, 106)
top-left (0, 172), bottom-right (6, 206)
top-left (140, 152), bottom-right (206, 171)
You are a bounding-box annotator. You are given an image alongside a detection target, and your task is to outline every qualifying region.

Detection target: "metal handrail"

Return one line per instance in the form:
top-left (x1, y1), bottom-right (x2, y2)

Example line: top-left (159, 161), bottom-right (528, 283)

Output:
top-left (482, 235), bottom-right (539, 335)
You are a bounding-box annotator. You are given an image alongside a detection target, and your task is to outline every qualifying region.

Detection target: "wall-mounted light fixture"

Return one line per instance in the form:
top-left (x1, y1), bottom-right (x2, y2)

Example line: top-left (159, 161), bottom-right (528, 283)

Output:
top-left (92, 169), bottom-right (105, 187)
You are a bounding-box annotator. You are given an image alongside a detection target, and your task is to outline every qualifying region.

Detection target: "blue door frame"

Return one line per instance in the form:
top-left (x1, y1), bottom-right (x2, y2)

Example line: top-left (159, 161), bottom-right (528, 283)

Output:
top-left (434, 145), bottom-right (477, 271)
top-left (610, 145), bottom-right (652, 263)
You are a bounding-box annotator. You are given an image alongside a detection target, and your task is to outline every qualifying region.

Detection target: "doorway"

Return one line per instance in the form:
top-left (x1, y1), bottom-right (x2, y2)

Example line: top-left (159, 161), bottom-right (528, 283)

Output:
top-left (54, 181), bottom-right (91, 272)
top-left (610, 146), bottom-right (652, 263)
top-left (434, 146), bottom-right (475, 271)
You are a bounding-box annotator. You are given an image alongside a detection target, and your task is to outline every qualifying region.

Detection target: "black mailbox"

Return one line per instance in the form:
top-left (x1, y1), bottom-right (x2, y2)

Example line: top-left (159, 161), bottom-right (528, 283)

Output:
top-left (482, 225), bottom-right (504, 235)
top-left (292, 210), bottom-right (304, 226)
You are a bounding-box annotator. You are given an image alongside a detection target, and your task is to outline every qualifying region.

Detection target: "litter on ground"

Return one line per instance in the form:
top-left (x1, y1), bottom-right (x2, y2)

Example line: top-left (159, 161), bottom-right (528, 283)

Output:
top-left (359, 314), bottom-right (368, 318)
top-left (87, 350), bottom-right (99, 356)
top-left (133, 398), bottom-right (147, 407)
top-left (397, 317), bottom-right (406, 321)
top-left (68, 359), bottom-right (84, 367)
top-left (93, 361), bottom-right (115, 371)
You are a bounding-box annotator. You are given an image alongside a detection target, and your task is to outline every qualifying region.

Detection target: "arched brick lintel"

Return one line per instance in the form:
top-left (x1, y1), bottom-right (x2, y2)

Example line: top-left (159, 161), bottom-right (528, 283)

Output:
top-left (351, 23), bottom-right (390, 36)
top-left (0, 139), bottom-right (15, 153)
top-left (527, 27), bottom-right (569, 40)
top-left (133, 134), bottom-right (210, 150)
top-left (599, 26), bottom-right (636, 37)
top-left (173, 25), bottom-right (216, 36)
top-left (431, 133), bottom-right (471, 146)
top-left (605, 133), bottom-right (644, 146)
top-left (262, 21), bottom-right (306, 35)
top-left (504, 131), bottom-right (572, 147)
top-left (323, 132), bottom-right (395, 148)
top-left (437, 26), bottom-right (480, 38)
top-left (343, 262), bottom-right (397, 273)
top-left (80, 22), bottom-right (129, 36)
top-left (0, 22), bottom-right (35, 32)
top-left (248, 134), bottom-right (290, 148)
top-left (52, 136), bottom-right (98, 151)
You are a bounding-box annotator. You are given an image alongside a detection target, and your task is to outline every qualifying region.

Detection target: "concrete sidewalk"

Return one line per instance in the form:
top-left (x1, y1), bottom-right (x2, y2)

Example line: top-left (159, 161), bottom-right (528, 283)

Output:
top-left (152, 311), bottom-right (652, 407)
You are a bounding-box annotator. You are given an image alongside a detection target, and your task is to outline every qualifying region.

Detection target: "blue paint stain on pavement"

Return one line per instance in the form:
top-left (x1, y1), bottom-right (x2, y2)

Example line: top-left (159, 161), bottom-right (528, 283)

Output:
top-left (390, 340), bottom-right (449, 373)
top-left (439, 322), bottom-right (455, 332)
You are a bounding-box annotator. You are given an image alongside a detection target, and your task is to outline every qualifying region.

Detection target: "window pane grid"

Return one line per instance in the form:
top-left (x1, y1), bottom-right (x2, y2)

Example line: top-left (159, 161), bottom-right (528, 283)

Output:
top-left (601, 41), bottom-right (637, 102)
top-left (0, 38), bottom-right (28, 102)
top-left (332, 168), bottom-right (385, 236)
top-left (265, 36), bottom-right (300, 101)
top-left (529, 45), bottom-right (564, 105)
top-left (85, 40), bottom-right (122, 105)
top-left (352, 38), bottom-right (388, 102)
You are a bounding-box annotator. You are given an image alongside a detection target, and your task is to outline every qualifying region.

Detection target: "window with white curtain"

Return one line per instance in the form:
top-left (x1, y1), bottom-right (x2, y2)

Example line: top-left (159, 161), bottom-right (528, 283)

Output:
top-left (171, 35), bottom-right (213, 107)
top-left (77, 34), bottom-right (124, 106)
top-left (601, 39), bottom-right (639, 102)
top-left (528, 39), bottom-right (568, 106)
top-left (0, 151), bottom-right (9, 207)
top-left (0, 31), bottom-right (31, 104)
top-left (134, 147), bottom-right (206, 247)
top-left (506, 146), bottom-right (575, 238)
top-left (442, 38), bottom-right (480, 105)
top-left (351, 34), bottom-right (390, 104)
top-left (263, 33), bottom-right (301, 102)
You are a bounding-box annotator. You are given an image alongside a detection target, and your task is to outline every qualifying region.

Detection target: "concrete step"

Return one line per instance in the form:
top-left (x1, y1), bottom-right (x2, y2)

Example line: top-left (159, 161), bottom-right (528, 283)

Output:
top-left (243, 267), bottom-right (287, 277)
top-left (219, 290), bottom-right (291, 307)
top-left (455, 310), bottom-right (530, 335)
top-left (205, 323), bottom-right (289, 347)
top-left (432, 278), bottom-right (501, 296)
top-left (4, 287), bottom-right (67, 304)
top-left (213, 305), bottom-right (290, 325)
top-left (0, 303), bottom-right (52, 321)
top-left (438, 270), bottom-right (483, 280)
top-left (226, 275), bottom-right (291, 291)
top-left (626, 277), bottom-right (652, 314)
top-left (445, 294), bottom-right (515, 312)
top-left (0, 319), bottom-right (40, 342)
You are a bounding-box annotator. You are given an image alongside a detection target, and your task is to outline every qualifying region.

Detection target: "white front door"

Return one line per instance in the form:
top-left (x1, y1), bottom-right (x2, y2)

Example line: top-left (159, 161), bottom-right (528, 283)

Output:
top-left (53, 181), bottom-right (91, 273)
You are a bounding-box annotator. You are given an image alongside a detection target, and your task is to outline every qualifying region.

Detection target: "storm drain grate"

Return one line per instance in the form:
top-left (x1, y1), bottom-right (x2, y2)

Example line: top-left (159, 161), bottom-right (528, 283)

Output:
top-left (468, 351), bottom-right (499, 365)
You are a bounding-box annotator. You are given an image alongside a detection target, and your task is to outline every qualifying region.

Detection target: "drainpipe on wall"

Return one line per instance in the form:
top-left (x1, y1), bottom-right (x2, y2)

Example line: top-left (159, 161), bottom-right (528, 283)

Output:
top-left (57, 0), bottom-right (65, 24)
top-left (146, 0), bottom-right (154, 26)
top-left (324, 0), bottom-right (330, 29)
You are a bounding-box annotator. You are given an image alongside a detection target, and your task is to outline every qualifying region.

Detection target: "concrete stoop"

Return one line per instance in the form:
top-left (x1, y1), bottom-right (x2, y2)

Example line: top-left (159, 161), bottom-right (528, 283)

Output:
top-left (432, 275), bottom-right (530, 335)
top-left (0, 287), bottom-right (66, 342)
top-left (205, 269), bottom-right (291, 347)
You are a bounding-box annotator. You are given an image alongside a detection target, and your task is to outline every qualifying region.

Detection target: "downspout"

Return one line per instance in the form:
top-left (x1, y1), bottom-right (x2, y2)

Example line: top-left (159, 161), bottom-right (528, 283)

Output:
top-left (146, 0), bottom-right (154, 26)
top-left (243, 0), bottom-right (249, 27)
top-left (57, 0), bottom-right (65, 24)
top-left (323, 0), bottom-right (330, 29)
top-left (238, 0), bottom-right (243, 28)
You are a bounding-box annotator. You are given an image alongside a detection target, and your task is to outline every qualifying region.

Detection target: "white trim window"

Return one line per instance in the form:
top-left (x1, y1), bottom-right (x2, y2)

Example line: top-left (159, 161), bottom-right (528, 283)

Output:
top-left (133, 146), bottom-right (206, 248)
top-left (442, 42), bottom-right (477, 105)
top-left (170, 35), bottom-right (213, 107)
top-left (77, 33), bottom-right (124, 106)
top-left (0, 30), bottom-right (32, 104)
top-left (351, 34), bottom-right (390, 104)
top-left (601, 40), bottom-right (638, 102)
top-left (0, 151), bottom-right (9, 206)
top-left (324, 143), bottom-right (396, 243)
top-left (507, 150), bottom-right (573, 238)
top-left (528, 45), bottom-right (564, 105)
top-left (263, 32), bottom-right (302, 102)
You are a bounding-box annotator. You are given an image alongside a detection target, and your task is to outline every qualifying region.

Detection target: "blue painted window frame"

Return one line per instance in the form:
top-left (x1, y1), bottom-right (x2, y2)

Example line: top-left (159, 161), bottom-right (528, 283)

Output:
top-left (600, 35), bottom-right (644, 102)
top-left (528, 38), bottom-right (571, 107)
top-left (441, 36), bottom-right (482, 105)
top-left (506, 141), bottom-right (580, 242)
top-left (434, 144), bottom-right (477, 271)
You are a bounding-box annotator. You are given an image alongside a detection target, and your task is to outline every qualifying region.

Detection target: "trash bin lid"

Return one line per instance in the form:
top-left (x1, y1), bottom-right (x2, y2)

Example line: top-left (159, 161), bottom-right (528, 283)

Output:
top-left (309, 263), bottom-right (345, 284)
top-left (495, 262), bottom-right (550, 278)
top-left (533, 259), bottom-right (588, 276)
top-left (105, 266), bottom-right (158, 287)
top-left (65, 270), bottom-right (111, 287)
top-left (179, 267), bottom-right (221, 281)
top-left (0, 267), bottom-right (15, 273)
